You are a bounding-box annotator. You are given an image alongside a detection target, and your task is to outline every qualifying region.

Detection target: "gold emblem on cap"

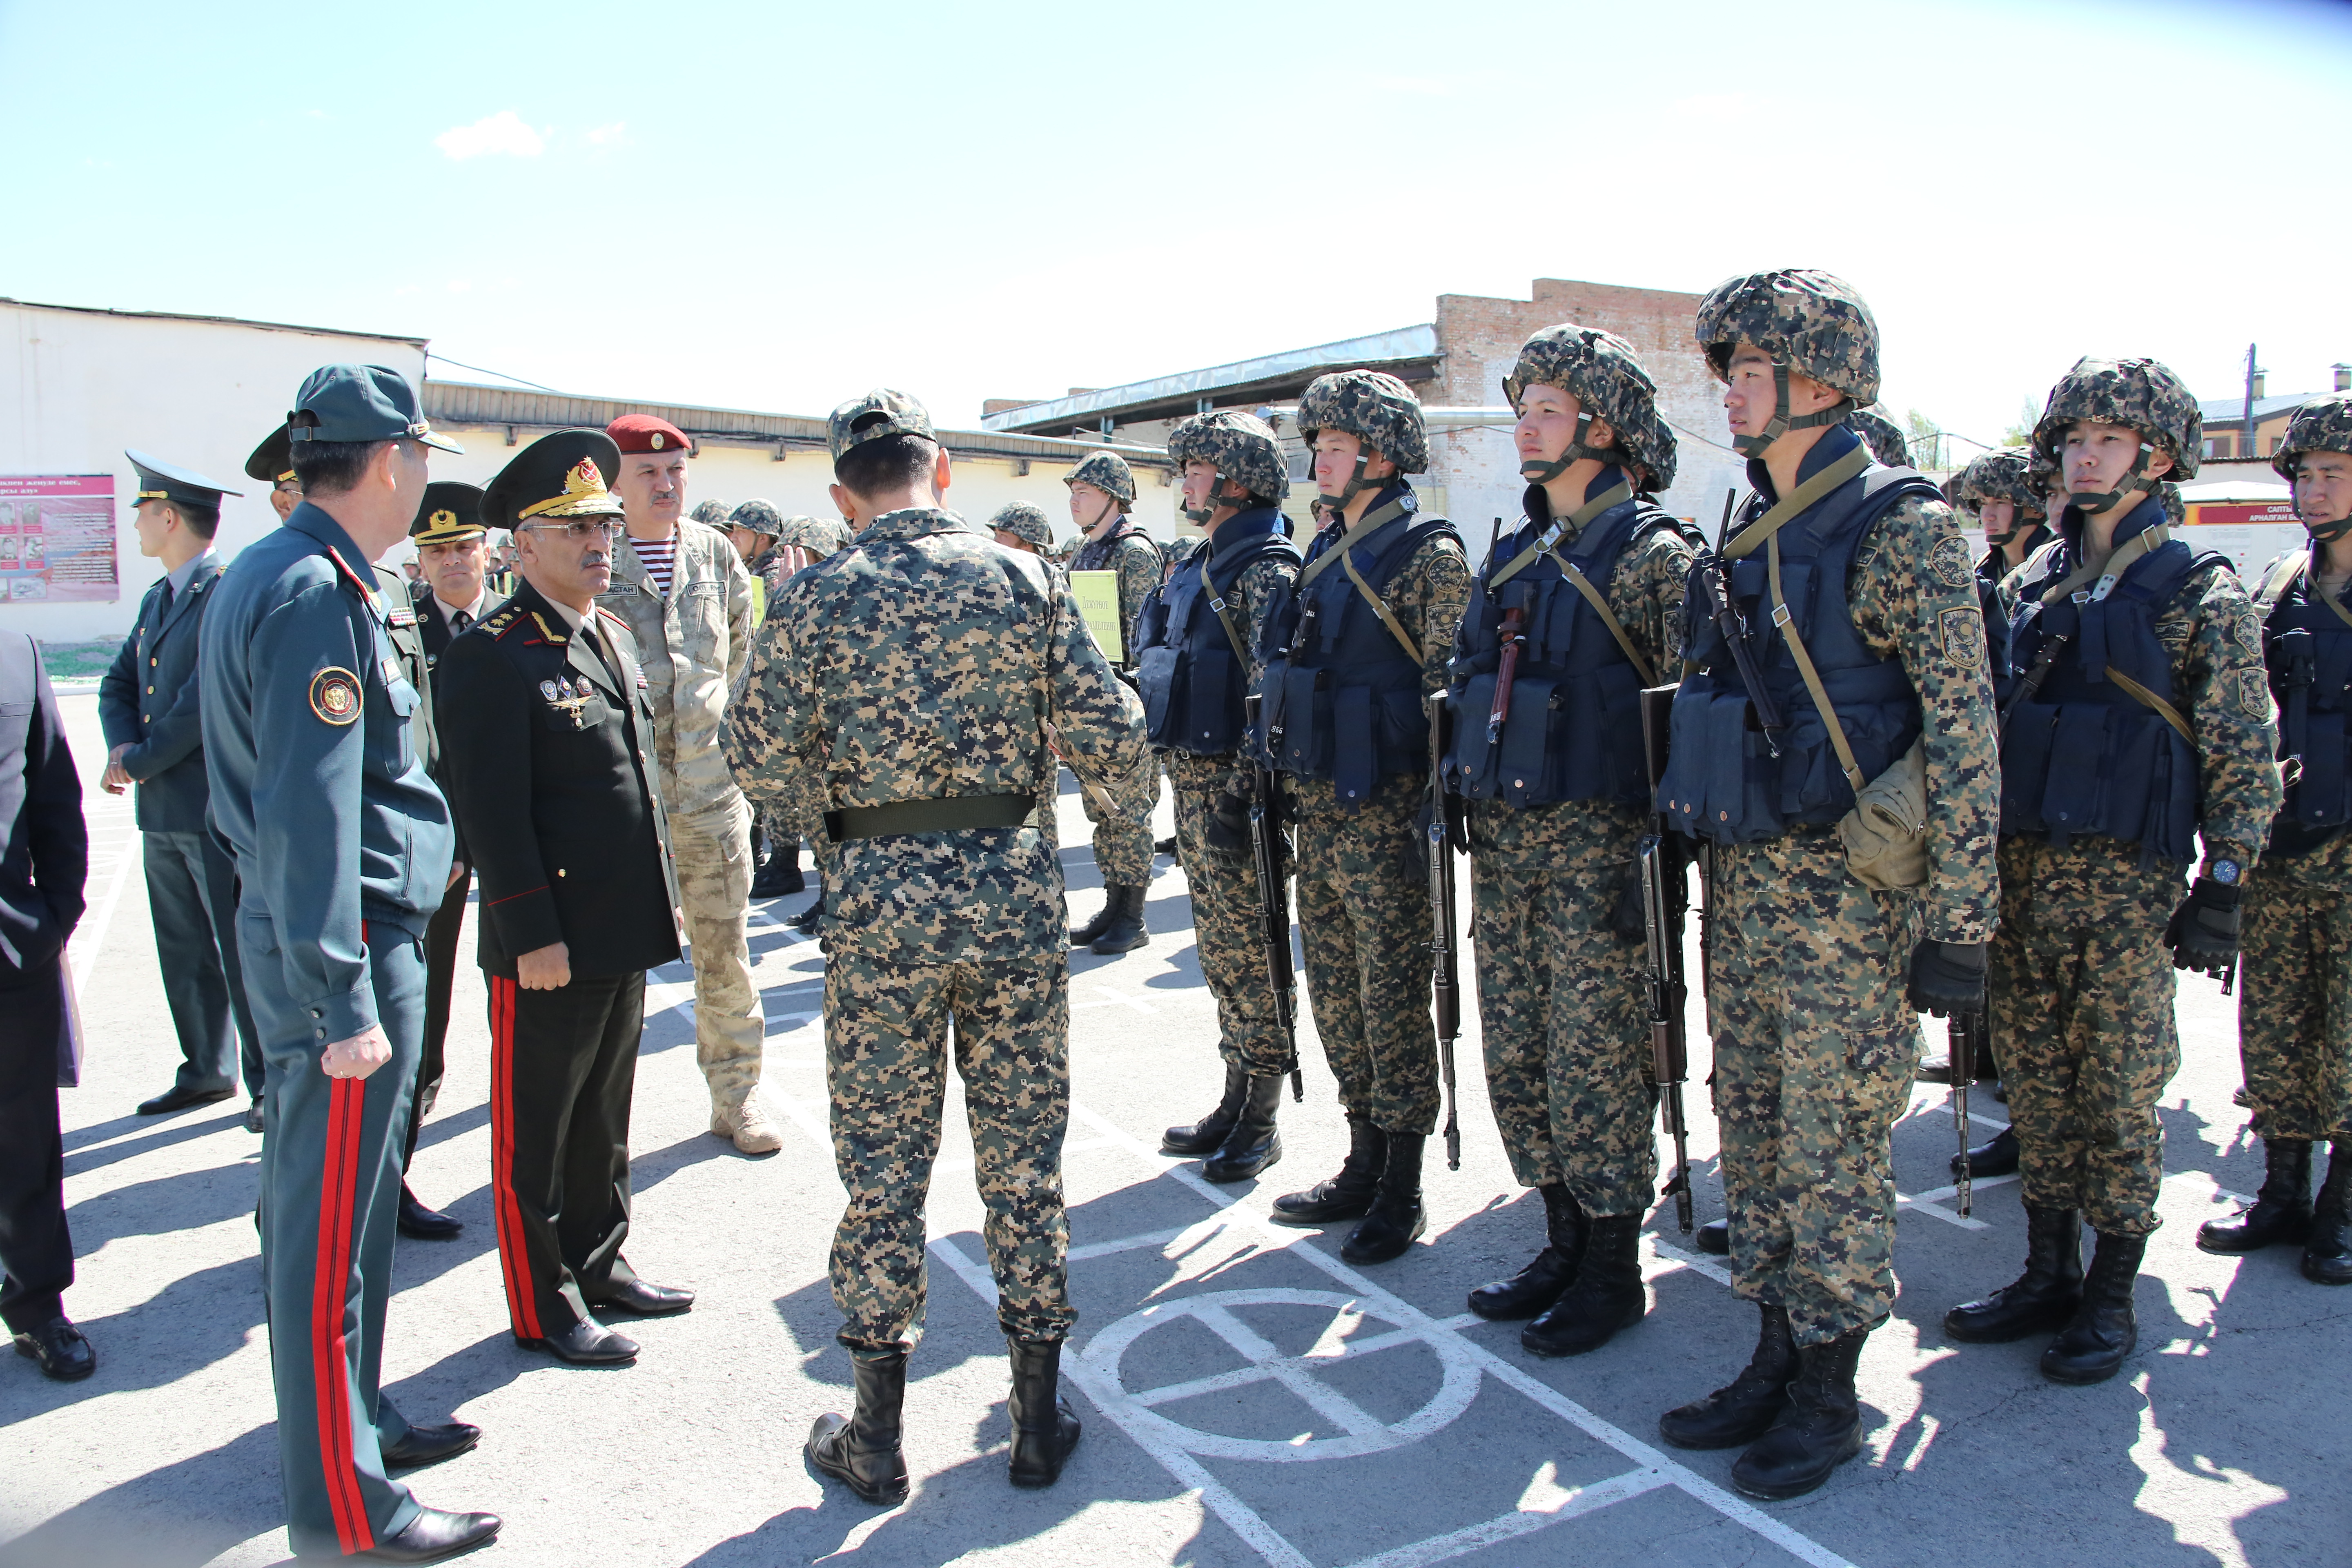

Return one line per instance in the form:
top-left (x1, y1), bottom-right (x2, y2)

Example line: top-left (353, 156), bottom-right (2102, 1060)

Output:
top-left (429, 509), bottom-right (457, 531)
top-left (650, 432), bottom-right (666, 450)
top-left (518, 454), bottom-right (617, 520)
top-left (309, 667), bottom-right (362, 725)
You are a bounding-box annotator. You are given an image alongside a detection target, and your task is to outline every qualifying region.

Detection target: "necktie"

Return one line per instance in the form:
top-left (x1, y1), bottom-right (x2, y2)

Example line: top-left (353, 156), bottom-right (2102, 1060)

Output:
top-left (156, 580), bottom-right (174, 620)
top-left (452, 609), bottom-right (472, 634)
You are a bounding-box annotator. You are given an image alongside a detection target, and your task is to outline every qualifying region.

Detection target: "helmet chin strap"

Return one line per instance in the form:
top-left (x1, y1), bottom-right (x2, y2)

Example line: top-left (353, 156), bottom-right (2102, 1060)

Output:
top-left (2302, 500), bottom-right (2352, 544)
top-left (2067, 442), bottom-right (2158, 515)
top-left (1184, 475), bottom-right (1243, 526)
top-left (1731, 359), bottom-right (1850, 459)
top-left (1326, 447), bottom-right (1390, 512)
top-left (1986, 513), bottom-right (2047, 548)
top-left (1083, 492), bottom-right (1121, 538)
top-left (1519, 411), bottom-right (1614, 485)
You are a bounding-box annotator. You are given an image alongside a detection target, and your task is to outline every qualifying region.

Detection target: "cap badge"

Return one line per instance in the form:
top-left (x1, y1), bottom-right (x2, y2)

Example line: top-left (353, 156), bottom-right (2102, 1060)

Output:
top-left (429, 510), bottom-right (457, 531)
top-left (650, 433), bottom-right (666, 450)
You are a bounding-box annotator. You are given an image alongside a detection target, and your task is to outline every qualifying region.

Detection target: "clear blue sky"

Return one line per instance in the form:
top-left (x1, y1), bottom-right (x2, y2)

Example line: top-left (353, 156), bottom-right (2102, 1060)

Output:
top-left (7, 0), bottom-right (2347, 450)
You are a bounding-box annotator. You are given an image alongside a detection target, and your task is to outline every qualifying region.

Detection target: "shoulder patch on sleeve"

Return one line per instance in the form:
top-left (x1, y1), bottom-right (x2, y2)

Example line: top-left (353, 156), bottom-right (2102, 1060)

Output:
top-left (2239, 667), bottom-right (2272, 720)
top-left (1929, 533), bottom-right (1975, 590)
top-left (309, 667), bottom-right (362, 725)
top-left (1939, 605), bottom-right (1987, 670)
top-left (2232, 608), bottom-right (2264, 660)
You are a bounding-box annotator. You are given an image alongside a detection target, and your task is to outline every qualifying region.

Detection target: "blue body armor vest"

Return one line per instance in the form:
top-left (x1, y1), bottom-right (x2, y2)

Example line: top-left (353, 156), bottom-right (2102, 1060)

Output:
top-left (2261, 555), bottom-right (2352, 856)
top-left (1998, 504), bottom-right (2215, 865)
top-left (1655, 439), bottom-right (1940, 845)
top-left (1131, 507), bottom-right (1298, 757)
top-left (1443, 481), bottom-right (1690, 810)
top-left (1256, 488), bottom-right (1461, 808)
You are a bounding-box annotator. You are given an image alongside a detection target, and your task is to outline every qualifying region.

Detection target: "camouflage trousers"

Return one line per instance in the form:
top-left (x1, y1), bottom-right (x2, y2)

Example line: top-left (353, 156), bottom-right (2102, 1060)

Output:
top-left (670, 791), bottom-right (764, 1113)
top-left (2237, 841), bottom-right (2352, 1142)
top-left (1169, 753), bottom-right (1294, 1077)
top-left (1293, 772), bottom-right (1439, 1136)
top-left (1470, 805), bottom-right (1656, 1218)
top-left (824, 949), bottom-right (1072, 1352)
top-left (1076, 750), bottom-right (1159, 886)
top-left (1992, 838), bottom-right (2179, 1237)
top-left (1710, 830), bottom-right (1921, 1346)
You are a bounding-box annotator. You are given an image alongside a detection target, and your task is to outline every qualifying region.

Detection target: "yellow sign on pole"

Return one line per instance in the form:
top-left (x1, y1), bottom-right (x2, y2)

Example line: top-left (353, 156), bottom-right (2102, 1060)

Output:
top-left (1069, 569), bottom-right (1123, 663)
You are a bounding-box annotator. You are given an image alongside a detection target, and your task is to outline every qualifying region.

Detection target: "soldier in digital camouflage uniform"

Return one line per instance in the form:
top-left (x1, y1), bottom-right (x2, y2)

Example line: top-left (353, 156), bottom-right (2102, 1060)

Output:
top-left (1136, 412), bottom-right (1303, 1183)
top-left (596, 415), bottom-right (778, 1155)
top-left (988, 500), bottom-right (1056, 555)
top-left (2202, 392), bottom-right (2352, 1287)
top-left (1256, 372), bottom-right (1470, 1265)
top-left (1444, 326), bottom-right (1695, 1357)
top-left (1648, 271), bottom-right (2000, 1501)
top-left (1944, 358), bottom-right (2281, 1389)
top-left (763, 514), bottom-right (860, 921)
top-left (725, 499), bottom-right (790, 618)
top-left (1063, 450), bottom-right (1165, 956)
top-left (727, 389), bottom-right (1143, 1501)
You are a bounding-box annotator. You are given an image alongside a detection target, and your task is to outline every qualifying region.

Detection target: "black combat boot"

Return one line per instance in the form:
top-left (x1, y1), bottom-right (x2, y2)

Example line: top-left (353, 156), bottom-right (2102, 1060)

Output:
top-left (1162, 1065), bottom-right (1246, 1156)
top-left (1944, 1205), bottom-right (2083, 1342)
top-left (1468, 1183), bottom-right (1585, 1321)
top-left (1005, 1336), bottom-right (1082, 1488)
top-left (753, 836), bottom-right (805, 898)
top-left (807, 1350), bottom-right (910, 1505)
top-left (2302, 1141), bottom-right (2352, 1286)
top-left (2198, 1137), bottom-right (2313, 1254)
top-left (1089, 884), bottom-right (1149, 955)
top-left (1658, 1301), bottom-right (1797, 1449)
top-left (1953, 1125), bottom-right (2020, 1179)
top-left (1067, 889), bottom-right (1117, 947)
top-left (1341, 1132), bottom-right (1426, 1264)
top-left (1522, 1214), bottom-right (1644, 1357)
top-left (1271, 1117), bottom-right (1386, 1225)
top-left (1694, 1217), bottom-right (1730, 1256)
top-left (1201, 1074), bottom-right (1283, 1183)
top-left (1729, 1325), bottom-right (1869, 1500)
top-left (2041, 1229), bottom-right (2145, 1384)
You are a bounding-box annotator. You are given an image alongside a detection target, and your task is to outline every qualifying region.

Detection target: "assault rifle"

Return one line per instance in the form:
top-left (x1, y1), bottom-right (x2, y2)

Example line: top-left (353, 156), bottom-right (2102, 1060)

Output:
top-left (1691, 490), bottom-right (1788, 759)
top-left (1242, 694), bottom-right (1304, 1102)
top-left (1638, 683), bottom-right (1694, 1232)
top-left (1947, 1009), bottom-right (1986, 1218)
top-left (1425, 689), bottom-right (1463, 1170)
top-left (1488, 581), bottom-right (1530, 744)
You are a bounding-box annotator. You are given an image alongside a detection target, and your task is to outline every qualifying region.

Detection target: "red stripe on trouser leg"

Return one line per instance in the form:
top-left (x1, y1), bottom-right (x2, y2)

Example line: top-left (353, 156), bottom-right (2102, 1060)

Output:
top-left (311, 1076), bottom-right (374, 1554)
top-left (488, 977), bottom-right (542, 1339)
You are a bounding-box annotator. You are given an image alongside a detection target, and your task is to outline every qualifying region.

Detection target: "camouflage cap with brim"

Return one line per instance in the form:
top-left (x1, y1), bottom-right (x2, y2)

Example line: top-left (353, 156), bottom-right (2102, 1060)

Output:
top-left (1695, 269), bottom-right (1881, 405)
top-left (989, 500), bottom-right (1055, 548)
top-left (1166, 409), bottom-right (1291, 501)
top-left (727, 499), bottom-right (785, 538)
top-left (1944, 446), bottom-right (2047, 518)
top-left (1065, 450), bottom-right (1136, 506)
top-left (1296, 369), bottom-right (1430, 474)
top-left (2031, 356), bottom-right (2203, 483)
top-left (2274, 392), bottom-right (2352, 483)
top-left (1503, 324), bottom-right (1679, 492)
top-left (827, 388), bottom-right (935, 461)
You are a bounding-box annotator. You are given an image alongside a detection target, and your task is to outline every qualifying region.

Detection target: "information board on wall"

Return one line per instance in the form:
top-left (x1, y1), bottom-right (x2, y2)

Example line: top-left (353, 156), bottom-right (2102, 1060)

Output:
top-left (0, 475), bottom-right (119, 602)
top-left (1069, 569), bottom-right (1124, 662)
top-left (2183, 500), bottom-right (2304, 582)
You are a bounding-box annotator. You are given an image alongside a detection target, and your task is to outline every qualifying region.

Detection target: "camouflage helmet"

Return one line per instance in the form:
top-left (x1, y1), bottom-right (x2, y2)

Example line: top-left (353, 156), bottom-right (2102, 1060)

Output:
top-left (1296, 369), bottom-right (1430, 479)
top-left (2158, 481), bottom-right (2185, 526)
top-left (2274, 392), bottom-right (2352, 483)
top-left (1167, 409), bottom-right (1290, 521)
top-left (989, 500), bottom-right (1055, 550)
top-left (778, 514), bottom-right (853, 557)
top-left (725, 498), bottom-right (784, 540)
top-left (1696, 269), bottom-right (1881, 456)
top-left (1501, 324), bottom-right (1678, 492)
top-left (1161, 535), bottom-right (1200, 572)
top-left (1847, 407), bottom-right (1911, 469)
top-left (2031, 356), bottom-right (2203, 511)
top-left (1064, 450), bottom-right (1136, 507)
top-left (1944, 447), bottom-right (2048, 520)
top-left (688, 499), bottom-right (732, 528)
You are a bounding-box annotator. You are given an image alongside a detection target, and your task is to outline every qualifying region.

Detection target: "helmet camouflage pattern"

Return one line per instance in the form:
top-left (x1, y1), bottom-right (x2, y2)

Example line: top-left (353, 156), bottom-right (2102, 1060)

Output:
top-left (1502, 324), bottom-right (1678, 492)
top-left (2031, 356), bottom-right (2203, 483)
top-left (2158, 481), bottom-right (2185, 526)
top-left (778, 514), bottom-right (853, 556)
top-left (689, 499), bottom-right (732, 528)
top-left (1065, 450), bottom-right (1136, 506)
top-left (2273, 391), bottom-right (2352, 483)
top-left (1943, 447), bottom-right (2048, 520)
top-left (726, 498), bottom-right (784, 539)
top-left (989, 500), bottom-right (1056, 549)
top-left (1166, 409), bottom-right (1290, 501)
top-left (1162, 535), bottom-right (1200, 568)
top-left (1848, 406), bottom-right (1911, 469)
top-left (1696, 269), bottom-right (1881, 404)
top-left (1296, 369), bottom-right (1429, 474)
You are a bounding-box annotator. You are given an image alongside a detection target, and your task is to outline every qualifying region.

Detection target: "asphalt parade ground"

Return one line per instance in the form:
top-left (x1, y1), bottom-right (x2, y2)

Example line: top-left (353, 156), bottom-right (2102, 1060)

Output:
top-left (3, 690), bottom-right (2344, 1568)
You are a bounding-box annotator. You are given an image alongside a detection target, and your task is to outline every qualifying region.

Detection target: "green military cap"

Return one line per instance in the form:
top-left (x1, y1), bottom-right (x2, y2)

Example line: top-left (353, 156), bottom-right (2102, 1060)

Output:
top-left (990, 501), bottom-right (1055, 549)
top-left (244, 424), bottom-right (298, 486)
top-left (827, 388), bottom-right (935, 461)
top-left (287, 363), bottom-right (463, 453)
top-left (125, 449), bottom-right (242, 509)
top-left (410, 481), bottom-right (488, 545)
top-left (480, 429), bottom-right (624, 531)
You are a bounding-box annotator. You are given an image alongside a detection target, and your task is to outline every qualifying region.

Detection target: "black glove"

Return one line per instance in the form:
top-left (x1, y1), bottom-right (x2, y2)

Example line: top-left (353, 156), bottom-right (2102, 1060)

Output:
top-left (2165, 875), bottom-right (2242, 980)
top-left (1204, 791), bottom-right (1252, 862)
top-left (1907, 939), bottom-right (1987, 1018)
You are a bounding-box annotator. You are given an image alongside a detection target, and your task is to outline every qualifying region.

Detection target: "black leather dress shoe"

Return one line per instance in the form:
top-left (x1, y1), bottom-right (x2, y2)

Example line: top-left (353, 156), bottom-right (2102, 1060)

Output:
top-left (136, 1084), bottom-right (234, 1116)
top-left (357, 1506), bottom-right (501, 1563)
top-left (591, 1278), bottom-right (695, 1317)
top-left (381, 1420), bottom-right (481, 1471)
top-left (243, 1098), bottom-right (265, 1134)
top-left (523, 1319), bottom-right (639, 1365)
top-left (398, 1186), bottom-right (464, 1241)
top-left (12, 1317), bottom-right (95, 1381)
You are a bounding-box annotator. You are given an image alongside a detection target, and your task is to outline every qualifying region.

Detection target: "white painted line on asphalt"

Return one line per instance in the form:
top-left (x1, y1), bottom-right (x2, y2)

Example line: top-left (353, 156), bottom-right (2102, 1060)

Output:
top-left (67, 806), bottom-right (142, 993)
top-left (1648, 1236), bottom-right (1736, 1289)
top-left (1338, 1463), bottom-right (1675, 1568)
top-left (1898, 1173), bottom-right (2019, 1229)
top-left (1067, 1225), bottom-right (1191, 1264)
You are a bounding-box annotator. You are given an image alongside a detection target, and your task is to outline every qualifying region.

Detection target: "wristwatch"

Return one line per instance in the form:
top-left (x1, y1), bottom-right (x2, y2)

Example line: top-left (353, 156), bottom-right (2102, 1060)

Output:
top-left (2209, 858), bottom-right (2241, 885)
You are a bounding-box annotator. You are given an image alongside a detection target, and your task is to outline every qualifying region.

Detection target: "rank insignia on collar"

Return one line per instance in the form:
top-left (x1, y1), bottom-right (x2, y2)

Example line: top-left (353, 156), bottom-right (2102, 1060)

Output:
top-left (527, 611), bottom-right (568, 644)
top-left (310, 667), bottom-right (362, 725)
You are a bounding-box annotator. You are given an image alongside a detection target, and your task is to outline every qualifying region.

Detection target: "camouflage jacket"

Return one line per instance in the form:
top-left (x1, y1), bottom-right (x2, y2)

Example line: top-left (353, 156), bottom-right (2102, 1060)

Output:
top-left (725, 507), bottom-right (1147, 965)
top-left (1070, 524), bottom-right (1160, 667)
top-left (599, 522), bottom-right (756, 817)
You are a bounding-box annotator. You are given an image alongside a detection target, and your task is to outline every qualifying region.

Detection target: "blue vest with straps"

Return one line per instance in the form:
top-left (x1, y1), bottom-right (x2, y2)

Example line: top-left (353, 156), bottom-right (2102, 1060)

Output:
top-left (2259, 551), bottom-right (2352, 856)
top-left (1131, 506), bottom-right (1298, 756)
top-left (1656, 431), bottom-right (1940, 844)
top-left (1256, 486), bottom-right (1461, 807)
top-left (1444, 474), bottom-right (1690, 809)
top-left (1998, 499), bottom-right (2211, 865)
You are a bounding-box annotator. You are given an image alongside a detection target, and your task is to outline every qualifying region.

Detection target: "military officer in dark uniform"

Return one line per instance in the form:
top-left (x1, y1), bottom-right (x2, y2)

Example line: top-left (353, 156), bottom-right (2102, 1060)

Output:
top-left (436, 430), bottom-right (691, 1369)
top-left (101, 452), bottom-right (265, 1125)
top-left (200, 365), bottom-right (496, 1563)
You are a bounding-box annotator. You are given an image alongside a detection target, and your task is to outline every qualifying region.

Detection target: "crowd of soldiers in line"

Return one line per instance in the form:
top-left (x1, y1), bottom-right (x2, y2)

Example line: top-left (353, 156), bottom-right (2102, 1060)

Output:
top-left (4, 261), bottom-right (2350, 1562)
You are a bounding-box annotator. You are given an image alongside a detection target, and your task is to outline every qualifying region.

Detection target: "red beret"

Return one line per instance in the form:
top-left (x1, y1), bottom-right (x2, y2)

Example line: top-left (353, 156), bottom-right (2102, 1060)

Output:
top-left (606, 413), bottom-right (694, 455)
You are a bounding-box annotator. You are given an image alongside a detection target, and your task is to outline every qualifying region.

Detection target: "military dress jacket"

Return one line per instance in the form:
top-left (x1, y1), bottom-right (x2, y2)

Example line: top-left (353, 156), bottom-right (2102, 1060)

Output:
top-left (434, 577), bottom-right (682, 980)
top-left (98, 554), bottom-right (225, 834)
top-left (599, 523), bottom-right (756, 817)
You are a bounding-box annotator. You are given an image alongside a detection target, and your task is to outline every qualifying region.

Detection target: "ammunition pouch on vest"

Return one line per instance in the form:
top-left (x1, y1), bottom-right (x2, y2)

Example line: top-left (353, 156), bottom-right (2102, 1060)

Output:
top-left (1133, 508), bottom-right (1298, 757)
top-left (2262, 555), bottom-right (2352, 857)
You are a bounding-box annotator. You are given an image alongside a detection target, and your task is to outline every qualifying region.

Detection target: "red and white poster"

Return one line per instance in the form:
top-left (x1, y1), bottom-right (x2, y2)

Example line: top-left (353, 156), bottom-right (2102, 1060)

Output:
top-left (2184, 499), bottom-right (2304, 583)
top-left (0, 474), bottom-right (118, 602)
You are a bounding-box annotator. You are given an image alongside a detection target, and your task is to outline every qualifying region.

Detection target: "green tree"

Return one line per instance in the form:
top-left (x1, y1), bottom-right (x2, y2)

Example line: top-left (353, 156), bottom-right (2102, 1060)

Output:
top-left (1904, 408), bottom-right (1944, 471)
top-left (2001, 397), bottom-right (2038, 448)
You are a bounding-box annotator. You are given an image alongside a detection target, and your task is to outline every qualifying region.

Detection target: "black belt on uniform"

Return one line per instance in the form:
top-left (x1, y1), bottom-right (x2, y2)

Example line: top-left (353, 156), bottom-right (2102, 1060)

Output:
top-left (825, 793), bottom-right (1039, 843)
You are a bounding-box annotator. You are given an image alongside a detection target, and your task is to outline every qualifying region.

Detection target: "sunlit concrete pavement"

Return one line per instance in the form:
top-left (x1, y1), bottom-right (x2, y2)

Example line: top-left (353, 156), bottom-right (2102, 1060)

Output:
top-left (2, 690), bottom-right (2341, 1568)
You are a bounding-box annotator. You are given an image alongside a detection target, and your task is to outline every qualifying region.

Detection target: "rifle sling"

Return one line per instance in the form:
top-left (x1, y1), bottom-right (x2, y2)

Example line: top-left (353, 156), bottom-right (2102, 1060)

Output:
top-left (2036, 523), bottom-right (2172, 607)
top-left (1296, 495), bottom-right (1414, 590)
top-left (1720, 446), bottom-right (1872, 561)
top-left (2256, 550), bottom-right (2352, 634)
top-left (1339, 544), bottom-right (1424, 665)
top-left (1486, 481), bottom-right (1632, 589)
top-left (1765, 534), bottom-right (1867, 793)
top-left (2103, 665), bottom-right (2195, 745)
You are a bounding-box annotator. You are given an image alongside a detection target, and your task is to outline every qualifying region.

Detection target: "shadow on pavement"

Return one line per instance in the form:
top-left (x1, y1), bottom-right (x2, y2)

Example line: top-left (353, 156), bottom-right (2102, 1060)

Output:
top-left (0, 1421), bottom-right (283, 1568)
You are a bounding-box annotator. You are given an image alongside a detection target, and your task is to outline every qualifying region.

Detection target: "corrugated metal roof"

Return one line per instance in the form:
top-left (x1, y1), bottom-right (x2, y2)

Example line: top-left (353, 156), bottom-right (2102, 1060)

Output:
top-left (982, 324), bottom-right (1442, 434)
top-left (0, 296), bottom-right (428, 347)
top-left (2198, 391), bottom-right (2321, 427)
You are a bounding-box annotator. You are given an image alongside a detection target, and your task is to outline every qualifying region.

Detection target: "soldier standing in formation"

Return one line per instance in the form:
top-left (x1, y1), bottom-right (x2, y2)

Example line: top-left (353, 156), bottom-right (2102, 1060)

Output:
top-left (1946, 359), bottom-right (2279, 1385)
top-left (1258, 372), bottom-right (1470, 1262)
top-left (723, 499), bottom-right (787, 627)
top-left (2201, 391), bottom-right (2352, 1285)
top-left (1140, 412), bottom-right (1302, 1182)
top-left (759, 513), bottom-right (858, 916)
top-left (1648, 272), bottom-right (1999, 1501)
top-left (726, 389), bottom-right (1145, 1501)
top-left (597, 415), bottom-right (779, 1156)
top-left (1062, 450), bottom-right (1163, 956)
top-left (1446, 326), bottom-right (1695, 1356)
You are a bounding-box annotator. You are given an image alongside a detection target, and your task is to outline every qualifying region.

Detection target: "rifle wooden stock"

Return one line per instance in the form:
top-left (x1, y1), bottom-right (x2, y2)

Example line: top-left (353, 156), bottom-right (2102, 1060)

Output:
top-left (1243, 694), bottom-right (1303, 1101)
top-left (1638, 682), bottom-right (1694, 1233)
